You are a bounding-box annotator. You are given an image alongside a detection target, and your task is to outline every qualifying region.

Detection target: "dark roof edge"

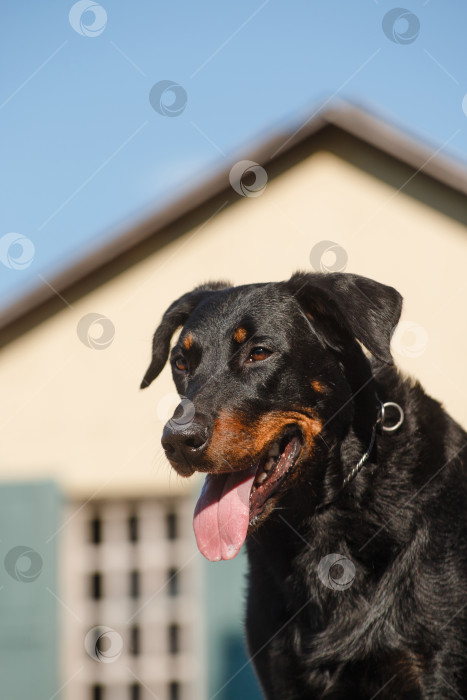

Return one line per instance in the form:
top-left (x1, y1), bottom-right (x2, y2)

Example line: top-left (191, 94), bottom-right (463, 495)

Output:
top-left (1, 100), bottom-right (466, 332)
top-left (323, 101), bottom-right (467, 195)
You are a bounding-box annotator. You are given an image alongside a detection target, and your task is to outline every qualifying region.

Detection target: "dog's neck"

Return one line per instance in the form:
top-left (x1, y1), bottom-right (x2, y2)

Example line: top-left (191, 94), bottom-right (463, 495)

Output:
top-left (248, 364), bottom-right (410, 580)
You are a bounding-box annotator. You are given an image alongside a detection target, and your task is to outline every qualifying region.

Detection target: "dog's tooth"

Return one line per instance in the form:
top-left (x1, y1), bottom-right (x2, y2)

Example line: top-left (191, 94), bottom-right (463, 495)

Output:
top-left (268, 443), bottom-right (280, 457)
top-left (255, 472), bottom-right (268, 485)
top-left (264, 458), bottom-right (275, 472)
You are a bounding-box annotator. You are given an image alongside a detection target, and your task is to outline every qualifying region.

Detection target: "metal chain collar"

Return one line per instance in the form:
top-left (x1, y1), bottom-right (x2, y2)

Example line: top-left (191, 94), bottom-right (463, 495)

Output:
top-left (317, 394), bottom-right (405, 510)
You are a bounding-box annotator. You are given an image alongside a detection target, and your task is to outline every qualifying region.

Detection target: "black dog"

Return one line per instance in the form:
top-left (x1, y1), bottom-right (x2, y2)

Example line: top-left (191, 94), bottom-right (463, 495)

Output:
top-left (141, 272), bottom-right (467, 699)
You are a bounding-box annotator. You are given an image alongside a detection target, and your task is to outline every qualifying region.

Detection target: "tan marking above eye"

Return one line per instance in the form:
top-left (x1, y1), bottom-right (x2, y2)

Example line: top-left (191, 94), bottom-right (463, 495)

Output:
top-left (183, 334), bottom-right (193, 350)
top-left (234, 327), bottom-right (247, 343)
top-left (311, 380), bottom-right (326, 393)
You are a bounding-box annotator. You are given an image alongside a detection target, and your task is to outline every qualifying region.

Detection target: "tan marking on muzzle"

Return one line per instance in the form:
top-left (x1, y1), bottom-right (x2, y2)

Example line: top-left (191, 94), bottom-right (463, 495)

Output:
top-left (203, 409), bottom-right (322, 471)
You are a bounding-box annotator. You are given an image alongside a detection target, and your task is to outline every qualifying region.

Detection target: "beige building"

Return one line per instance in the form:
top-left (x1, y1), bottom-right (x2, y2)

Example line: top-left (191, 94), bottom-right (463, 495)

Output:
top-left (0, 102), bottom-right (466, 700)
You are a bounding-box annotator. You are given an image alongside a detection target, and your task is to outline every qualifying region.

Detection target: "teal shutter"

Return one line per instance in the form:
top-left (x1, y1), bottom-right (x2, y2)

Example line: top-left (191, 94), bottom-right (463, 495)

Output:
top-left (204, 548), bottom-right (263, 700)
top-left (0, 481), bottom-right (61, 700)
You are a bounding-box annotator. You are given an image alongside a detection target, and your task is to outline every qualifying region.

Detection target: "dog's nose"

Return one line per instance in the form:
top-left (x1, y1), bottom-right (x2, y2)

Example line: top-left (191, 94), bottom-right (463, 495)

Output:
top-left (161, 414), bottom-right (210, 466)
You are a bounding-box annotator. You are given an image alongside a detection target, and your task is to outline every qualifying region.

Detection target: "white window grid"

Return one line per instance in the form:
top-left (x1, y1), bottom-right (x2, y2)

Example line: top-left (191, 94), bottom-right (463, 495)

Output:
top-left (60, 495), bottom-right (205, 700)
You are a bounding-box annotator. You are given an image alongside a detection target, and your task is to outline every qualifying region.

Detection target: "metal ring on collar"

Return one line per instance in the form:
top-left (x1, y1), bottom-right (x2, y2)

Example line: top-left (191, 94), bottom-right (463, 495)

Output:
top-left (380, 401), bottom-right (405, 433)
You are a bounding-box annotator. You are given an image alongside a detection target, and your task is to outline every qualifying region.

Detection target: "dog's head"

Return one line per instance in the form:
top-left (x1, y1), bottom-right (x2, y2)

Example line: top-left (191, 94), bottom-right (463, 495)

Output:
top-left (141, 272), bottom-right (402, 561)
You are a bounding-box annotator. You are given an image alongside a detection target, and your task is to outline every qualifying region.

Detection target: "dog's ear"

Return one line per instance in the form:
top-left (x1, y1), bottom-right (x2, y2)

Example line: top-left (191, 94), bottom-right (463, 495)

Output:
top-left (286, 272), bottom-right (402, 363)
top-left (140, 281), bottom-right (231, 389)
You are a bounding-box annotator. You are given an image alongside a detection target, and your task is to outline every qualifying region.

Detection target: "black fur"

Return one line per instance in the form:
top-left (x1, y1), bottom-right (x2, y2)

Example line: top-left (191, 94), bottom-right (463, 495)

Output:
top-left (142, 272), bottom-right (467, 698)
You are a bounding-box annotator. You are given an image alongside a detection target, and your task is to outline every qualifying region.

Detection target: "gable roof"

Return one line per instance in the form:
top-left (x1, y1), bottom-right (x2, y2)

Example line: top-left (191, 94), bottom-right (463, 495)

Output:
top-left (2, 101), bottom-right (467, 343)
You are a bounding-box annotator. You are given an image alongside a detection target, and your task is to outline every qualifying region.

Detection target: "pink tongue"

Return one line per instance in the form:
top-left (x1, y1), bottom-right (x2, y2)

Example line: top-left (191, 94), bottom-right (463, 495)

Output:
top-left (193, 467), bottom-right (256, 561)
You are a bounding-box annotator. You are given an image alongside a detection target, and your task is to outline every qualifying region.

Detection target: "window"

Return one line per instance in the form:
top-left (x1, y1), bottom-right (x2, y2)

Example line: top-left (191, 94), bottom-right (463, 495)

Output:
top-left (91, 572), bottom-right (102, 600)
top-left (129, 684), bottom-right (141, 700)
top-left (130, 570), bottom-right (140, 598)
top-left (167, 568), bottom-right (179, 596)
top-left (166, 511), bottom-right (177, 540)
top-left (90, 516), bottom-right (102, 544)
top-left (168, 624), bottom-right (180, 654)
top-left (169, 681), bottom-right (180, 700)
top-left (70, 498), bottom-right (196, 700)
top-left (91, 685), bottom-right (104, 700)
top-left (128, 514), bottom-right (138, 543)
top-left (130, 625), bottom-right (140, 656)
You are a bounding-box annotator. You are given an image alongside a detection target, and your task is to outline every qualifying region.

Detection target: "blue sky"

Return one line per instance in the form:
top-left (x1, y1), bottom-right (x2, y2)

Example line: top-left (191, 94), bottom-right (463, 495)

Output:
top-left (1, 0), bottom-right (467, 309)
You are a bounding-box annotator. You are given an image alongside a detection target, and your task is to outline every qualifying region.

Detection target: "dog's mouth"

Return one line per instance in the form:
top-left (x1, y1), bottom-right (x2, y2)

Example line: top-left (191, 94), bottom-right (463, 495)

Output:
top-left (193, 429), bottom-right (303, 562)
top-left (250, 431), bottom-right (302, 522)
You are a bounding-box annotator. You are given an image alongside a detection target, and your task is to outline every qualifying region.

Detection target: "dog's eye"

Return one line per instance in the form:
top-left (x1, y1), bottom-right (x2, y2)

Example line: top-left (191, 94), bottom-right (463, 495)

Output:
top-left (174, 356), bottom-right (188, 372)
top-left (247, 347), bottom-right (272, 363)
